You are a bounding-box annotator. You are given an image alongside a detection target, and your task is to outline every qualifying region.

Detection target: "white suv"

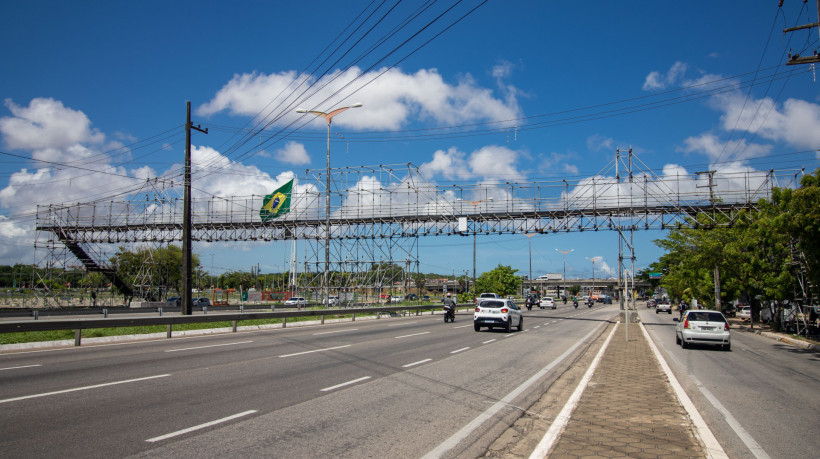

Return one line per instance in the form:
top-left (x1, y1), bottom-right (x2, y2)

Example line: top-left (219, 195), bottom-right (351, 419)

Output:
top-left (474, 298), bottom-right (523, 332)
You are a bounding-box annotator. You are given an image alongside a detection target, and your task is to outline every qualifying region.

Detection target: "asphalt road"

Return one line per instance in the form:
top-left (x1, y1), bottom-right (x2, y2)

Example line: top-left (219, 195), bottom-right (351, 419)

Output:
top-left (0, 302), bottom-right (616, 458)
top-left (639, 306), bottom-right (820, 459)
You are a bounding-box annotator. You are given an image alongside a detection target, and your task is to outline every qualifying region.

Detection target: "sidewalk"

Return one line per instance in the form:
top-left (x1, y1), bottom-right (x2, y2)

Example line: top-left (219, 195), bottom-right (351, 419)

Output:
top-left (544, 321), bottom-right (709, 459)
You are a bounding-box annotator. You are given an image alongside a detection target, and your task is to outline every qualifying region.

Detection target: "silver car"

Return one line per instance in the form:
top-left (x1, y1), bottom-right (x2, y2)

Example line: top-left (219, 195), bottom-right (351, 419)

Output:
top-left (676, 310), bottom-right (731, 351)
top-left (474, 299), bottom-right (523, 332)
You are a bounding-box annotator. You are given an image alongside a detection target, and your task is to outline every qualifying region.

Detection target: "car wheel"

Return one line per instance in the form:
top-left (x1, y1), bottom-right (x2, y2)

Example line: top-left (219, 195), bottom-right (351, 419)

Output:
top-left (676, 333), bottom-right (681, 345)
top-left (724, 343), bottom-right (731, 351)
top-left (681, 339), bottom-right (688, 349)
top-left (668, 310), bottom-right (672, 314)
top-left (552, 306), bottom-right (556, 309)
top-left (505, 320), bottom-right (512, 333)
top-left (656, 309), bottom-right (659, 314)
top-left (474, 324), bottom-right (480, 332)
top-left (517, 316), bottom-right (523, 331)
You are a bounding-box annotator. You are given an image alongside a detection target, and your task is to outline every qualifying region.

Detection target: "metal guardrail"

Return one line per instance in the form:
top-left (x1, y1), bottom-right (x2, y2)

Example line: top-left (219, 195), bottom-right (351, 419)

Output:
top-left (0, 304), bottom-right (465, 346)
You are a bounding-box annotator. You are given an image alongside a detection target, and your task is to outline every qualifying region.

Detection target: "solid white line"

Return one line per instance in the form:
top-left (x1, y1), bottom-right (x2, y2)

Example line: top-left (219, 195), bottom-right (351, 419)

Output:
top-left (395, 332), bottom-right (430, 339)
top-left (422, 323), bottom-right (605, 459)
top-left (146, 410), bottom-right (258, 443)
top-left (165, 341), bottom-right (253, 352)
top-left (403, 359), bottom-right (432, 368)
top-left (313, 328), bottom-right (358, 335)
top-left (529, 324), bottom-right (617, 458)
top-left (453, 324), bottom-right (471, 329)
top-left (693, 377), bottom-right (770, 459)
top-left (0, 374), bottom-right (170, 404)
top-left (639, 323), bottom-right (728, 459)
top-left (278, 344), bottom-right (351, 358)
top-left (0, 364), bottom-right (42, 371)
top-left (321, 376), bottom-right (371, 392)
top-left (450, 347), bottom-right (469, 354)
top-left (482, 339), bottom-right (496, 344)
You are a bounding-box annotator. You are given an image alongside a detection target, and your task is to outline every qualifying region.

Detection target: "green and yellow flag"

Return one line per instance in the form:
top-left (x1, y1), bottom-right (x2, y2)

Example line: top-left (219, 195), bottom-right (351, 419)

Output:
top-left (260, 179), bottom-right (293, 222)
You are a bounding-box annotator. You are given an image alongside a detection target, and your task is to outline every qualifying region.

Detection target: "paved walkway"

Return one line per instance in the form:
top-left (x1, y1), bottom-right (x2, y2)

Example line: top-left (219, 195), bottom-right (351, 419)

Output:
top-left (545, 321), bottom-right (707, 459)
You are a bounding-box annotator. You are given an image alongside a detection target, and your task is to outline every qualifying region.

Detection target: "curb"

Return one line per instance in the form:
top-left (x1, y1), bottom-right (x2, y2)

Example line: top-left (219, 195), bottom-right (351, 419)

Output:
top-left (733, 325), bottom-right (818, 351)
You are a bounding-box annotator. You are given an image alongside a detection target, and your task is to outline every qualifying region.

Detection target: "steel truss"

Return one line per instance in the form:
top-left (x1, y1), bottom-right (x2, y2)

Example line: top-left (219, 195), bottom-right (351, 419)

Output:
top-left (34, 153), bottom-right (806, 305)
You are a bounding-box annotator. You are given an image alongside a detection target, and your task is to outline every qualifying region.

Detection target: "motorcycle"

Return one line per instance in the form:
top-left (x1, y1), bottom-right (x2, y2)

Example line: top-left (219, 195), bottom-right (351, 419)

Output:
top-left (573, 299), bottom-right (578, 309)
top-left (443, 304), bottom-right (456, 323)
top-left (587, 298), bottom-right (593, 308)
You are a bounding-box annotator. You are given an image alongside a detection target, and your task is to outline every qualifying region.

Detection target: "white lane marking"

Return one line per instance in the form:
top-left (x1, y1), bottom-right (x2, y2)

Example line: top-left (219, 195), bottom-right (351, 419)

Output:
top-left (0, 364), bottom-right (41, 371)
top-left (453, 324), bottom-right (471, 329)
top-left (0, 374), bottom-right (170, 404)
top-left (534, 326), bottom-right (541, 329)
top-left (165, 341), bottom-right (253, 352)
top-left (422, 324), bottom-right (605, 459)
top-left (321, 376), bottom-right (371, 392)
top-left (388, 322), bottom-right (417, 327)
top-left (403, 359), bottom-right (432, 368)
top-left (692, 376), bottom-right (770, 459)
top-left (542, 323), bottom-right (550, 326)
top-left (146, 410), bottom-right (257, 443)
top-left (530, 324), bottom-right (617, 458)
top-left (639, 323), bottom-right (729, 459)
top-left (278, 344), bottom-right (351, 358)
top-left (504, 333), bottom-right (515, 337)
top-left (395, 332), bottom-right (430, 339)
top-left (313, 328), bottom-right (358, 335)
top-left (450, 347), bottom-right (469, 354)
top-left (482, 339), bottom-right (496, 344)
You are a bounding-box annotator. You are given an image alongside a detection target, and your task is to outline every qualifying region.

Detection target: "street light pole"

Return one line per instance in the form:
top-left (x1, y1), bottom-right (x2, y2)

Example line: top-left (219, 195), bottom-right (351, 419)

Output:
top-left (586, 256), bottom-right (601, 298)
top-left (296, 103), bottom-right (362, 307)
top-left (555, 249), bottom-right (574, 298)
top-left (457, 197), bottom-right (494, 295)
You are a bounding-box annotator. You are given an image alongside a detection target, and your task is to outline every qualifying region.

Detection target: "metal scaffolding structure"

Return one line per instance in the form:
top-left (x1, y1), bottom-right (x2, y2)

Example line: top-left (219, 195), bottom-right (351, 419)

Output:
top-left (33, 152), bottom-right (807, 305)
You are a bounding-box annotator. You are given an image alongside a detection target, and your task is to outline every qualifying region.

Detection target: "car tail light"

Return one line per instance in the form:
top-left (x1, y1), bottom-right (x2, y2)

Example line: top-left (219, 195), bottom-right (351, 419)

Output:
top-left (501, 308), bottom-right (509, 313)
top-left (724, 323), bottom-right (730, 331)
top-left (475, 307), bottom-right (480, 312)
top-left (683, 319), bottom-right (690, 329)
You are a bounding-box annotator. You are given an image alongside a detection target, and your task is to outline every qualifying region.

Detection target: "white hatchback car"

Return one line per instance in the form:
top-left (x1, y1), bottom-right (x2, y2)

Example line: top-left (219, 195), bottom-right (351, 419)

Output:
top-left (676, 310), bottom-right (731, 351)
top-left (474, 298), bottom-right (523, 332)
top-left (539, 296), bottom-right (556, 309)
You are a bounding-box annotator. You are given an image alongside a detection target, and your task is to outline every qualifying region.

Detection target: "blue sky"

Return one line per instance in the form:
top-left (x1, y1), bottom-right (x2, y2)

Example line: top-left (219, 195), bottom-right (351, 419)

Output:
top-left (1, 1), bottom-right (819, 279)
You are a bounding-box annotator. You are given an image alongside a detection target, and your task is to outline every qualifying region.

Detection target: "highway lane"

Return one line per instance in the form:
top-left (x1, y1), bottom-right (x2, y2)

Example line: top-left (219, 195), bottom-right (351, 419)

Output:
top-left (639, 306), bottom-right (820, 459)
top-left (0, 303), bottom-right (617, 457)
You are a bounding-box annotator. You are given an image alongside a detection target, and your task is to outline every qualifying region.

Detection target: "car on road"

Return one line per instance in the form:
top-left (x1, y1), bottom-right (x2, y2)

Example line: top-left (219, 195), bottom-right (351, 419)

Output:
top-left (721, 304), bottom-right (736, 318)
top-left (656, 300), bottom-right (672, 314)
top-left (738, 306), bottom-right (751, 320)
top-left (166, 296), bottom-right (181, 307)
top-left (473, 298), bottom-right (523, 332)
top-left (193, 297), bottom-right (211, 308)
top-left (676, 310), bottom-right (731, 350)
top-left (390, 295), bottom-right (404, 303)
top-left (539, 296), bottom-right (556, 309)
top-left (284, 297), bottom-right (307, 307)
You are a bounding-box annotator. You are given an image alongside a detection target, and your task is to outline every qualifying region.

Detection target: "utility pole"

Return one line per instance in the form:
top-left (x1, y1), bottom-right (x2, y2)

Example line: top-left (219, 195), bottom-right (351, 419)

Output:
top-left (182, 101), bottom-right (207, 315)
top-left (784, 0), bottom-right (820, 65)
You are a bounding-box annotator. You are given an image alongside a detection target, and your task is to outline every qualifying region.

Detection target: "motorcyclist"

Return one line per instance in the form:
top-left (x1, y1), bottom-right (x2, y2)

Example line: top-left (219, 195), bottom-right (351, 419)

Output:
top-left (443, 292), bottom-right (456, 322)
top-left (573, 296), bottom-right (578, 308)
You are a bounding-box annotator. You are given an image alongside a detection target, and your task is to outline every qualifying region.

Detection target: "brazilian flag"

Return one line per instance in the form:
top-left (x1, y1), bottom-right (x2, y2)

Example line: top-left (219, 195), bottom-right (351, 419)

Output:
top-left (260, 179), bottom-right (293, 222)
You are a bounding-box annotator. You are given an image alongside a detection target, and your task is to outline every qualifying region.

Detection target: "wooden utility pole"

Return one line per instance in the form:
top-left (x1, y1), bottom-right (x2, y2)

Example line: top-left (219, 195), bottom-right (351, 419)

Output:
top-left (182, 101), bottom-right (207, 315)
top-left (784, 0), bottom-right (820, 65)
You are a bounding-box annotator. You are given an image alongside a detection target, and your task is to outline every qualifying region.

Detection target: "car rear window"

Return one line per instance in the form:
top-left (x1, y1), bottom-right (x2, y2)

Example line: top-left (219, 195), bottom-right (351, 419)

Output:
top-left (480, 300), bottom-right (505, 309)
top-left (687, 311), bottom-right (726, 322)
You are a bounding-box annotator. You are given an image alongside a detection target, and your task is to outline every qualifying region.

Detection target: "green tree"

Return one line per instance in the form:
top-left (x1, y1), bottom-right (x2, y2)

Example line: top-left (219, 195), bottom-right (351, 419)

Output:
top-left (474, 264), bottom-right (522, 297)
